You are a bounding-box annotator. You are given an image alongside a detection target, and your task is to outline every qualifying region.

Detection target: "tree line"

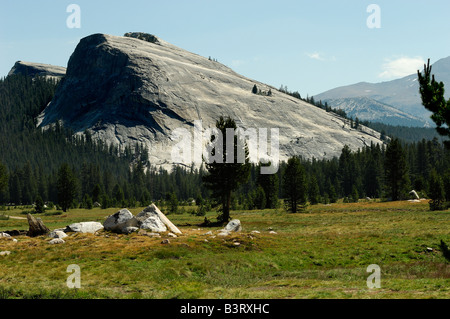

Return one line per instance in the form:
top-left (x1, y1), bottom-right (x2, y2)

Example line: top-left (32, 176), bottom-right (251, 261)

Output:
top-left (1, 69), bottom-right (450, 217)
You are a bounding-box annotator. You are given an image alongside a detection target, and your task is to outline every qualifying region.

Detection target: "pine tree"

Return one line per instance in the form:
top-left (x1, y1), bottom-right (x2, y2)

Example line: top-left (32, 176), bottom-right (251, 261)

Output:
top-left (385, 138), bottom-right (410, 201)
top-left (283, 157), bottom-right (307, 213)
top-left (57, 163), bottom-right (78, 212)
top-left (252, 84), bottom-right (258, 94)
top-left (202, 116), bottom-right (251, 223)
top-left (257, 162), bottom-right (279, 209)
top-left (308, 175), bottom-right (320, 205)
top-left (351, 186), bottom-right (359, 203)
top-left (34, 195), bottom-right (45, 214)
top-left (92, 184), bottom-right (102, 203)
top-left (418, 59), bottom-right (450, 148)
top-left (112, 184), bottom-right (125, 207)
top-left (254, 186), bottom-right (266, 210)
top-left (0, 162), bottom-right (7, 196)
top-left (428, 169), bottom-right (446, 211)
top-left (167, 191), bottom-right (179, 214)
top-left (443, 171), bottom-right (450, 202)
top-left (338, 145), bottom-right (359, 197)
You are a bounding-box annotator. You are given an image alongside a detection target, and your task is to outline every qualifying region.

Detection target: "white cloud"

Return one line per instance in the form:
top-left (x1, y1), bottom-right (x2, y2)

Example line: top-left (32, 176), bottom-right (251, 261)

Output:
top-left (378, 56), bottom-right (425, 79)
top-left (306, 52), bottom-right (336, 62)
top-left (307, 52), bottom-right (324, 61)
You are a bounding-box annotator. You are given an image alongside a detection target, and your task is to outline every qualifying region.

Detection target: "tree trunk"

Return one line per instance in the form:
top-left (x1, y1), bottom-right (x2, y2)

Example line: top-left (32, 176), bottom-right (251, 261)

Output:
top-left (26, 213), bottom-right (50, 237)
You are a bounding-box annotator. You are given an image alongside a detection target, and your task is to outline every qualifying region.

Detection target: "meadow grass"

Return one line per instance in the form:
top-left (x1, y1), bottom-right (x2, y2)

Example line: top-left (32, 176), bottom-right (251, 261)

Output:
top-left (0, 201), bottom-right (448, 299)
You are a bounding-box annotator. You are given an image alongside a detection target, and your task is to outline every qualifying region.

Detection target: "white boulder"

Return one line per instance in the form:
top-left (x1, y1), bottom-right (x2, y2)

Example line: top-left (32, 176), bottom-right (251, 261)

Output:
top-left (140, 216), bottom-right (167, 233)
top-left (103, 209), bottom-right (138, 233)
top-left (66, 221), bottom-right (104, 234)
top-left (48, 230), bottom-right (68, 239)
top-left (224, 219), bottom-right (242, 232)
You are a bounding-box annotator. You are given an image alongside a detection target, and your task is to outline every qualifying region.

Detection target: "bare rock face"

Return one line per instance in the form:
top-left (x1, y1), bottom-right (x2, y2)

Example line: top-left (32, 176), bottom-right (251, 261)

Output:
top-left (9, 61), bottom-right (66, 80)
top-left (26, 214), bottom-right (50, 237)
top-left (38, 33), bottom-right (385, 168)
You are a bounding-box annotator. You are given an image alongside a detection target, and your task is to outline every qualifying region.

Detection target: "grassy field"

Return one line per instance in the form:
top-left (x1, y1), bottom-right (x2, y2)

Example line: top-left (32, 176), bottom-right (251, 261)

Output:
top-left (0, 200), bottom-right (449, 299)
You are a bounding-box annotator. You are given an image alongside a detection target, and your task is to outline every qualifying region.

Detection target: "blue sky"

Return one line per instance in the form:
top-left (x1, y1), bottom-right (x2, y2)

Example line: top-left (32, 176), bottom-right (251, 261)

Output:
top-left (1, 0), bottom-right (450, 96)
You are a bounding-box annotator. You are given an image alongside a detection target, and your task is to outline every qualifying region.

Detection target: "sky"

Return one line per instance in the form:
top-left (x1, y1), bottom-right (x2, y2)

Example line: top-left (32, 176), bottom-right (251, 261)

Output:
top-left (1, 0), bottom-right (450, 96)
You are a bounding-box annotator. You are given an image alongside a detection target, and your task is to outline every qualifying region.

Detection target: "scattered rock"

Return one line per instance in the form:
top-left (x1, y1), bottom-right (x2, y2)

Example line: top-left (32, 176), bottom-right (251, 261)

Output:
top-left (167, 232), bottom-right (177, 238)
top-left (48, 230), bottom-right (68, 239)
top-left (269, 231), bottom-right (278, 234)
top-left (138, 230), bottom-right (161, 238)
top-left (0, 251), bottom-right (11, 256)
top-left (161, 239), bottom-right (170, 244)
top-left (203, 231), bottom-right (213, 236)
top-left (426, 247), bottom-right (433, 252)
top-left (103, 209), bottom-right (138, 233)
top-left (251, 230), bottom-right (260, 234)
top-left (218, 231), bottom-right (231, 237)
top-left (66, 222), bottom-right (104, 234)
top-left (122, 226), bottom-right (139, 234)
top-left (49, 238), bottom-right (65, 245)
top-left (26, 214), bottom-right (50, 237)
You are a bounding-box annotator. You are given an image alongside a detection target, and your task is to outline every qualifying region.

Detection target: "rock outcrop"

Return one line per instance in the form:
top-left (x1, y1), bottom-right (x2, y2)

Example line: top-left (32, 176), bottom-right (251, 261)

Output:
top-left (9, 61), bottom-right (66, 80)
top-left (103, 205), bottom-right (181, 235)
top-left (37, 33), bottom-right (385, 169)
top-left (26, 214), bottom-right (50, 237)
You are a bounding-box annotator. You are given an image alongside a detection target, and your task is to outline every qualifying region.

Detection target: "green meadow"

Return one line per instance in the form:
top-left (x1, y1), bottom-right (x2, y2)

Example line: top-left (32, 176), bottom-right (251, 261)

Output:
top-left (0, 200), bottom-right (448, 299)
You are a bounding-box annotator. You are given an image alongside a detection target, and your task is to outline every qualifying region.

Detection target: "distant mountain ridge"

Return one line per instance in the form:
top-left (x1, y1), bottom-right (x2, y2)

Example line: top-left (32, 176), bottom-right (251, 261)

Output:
top-left (315, 56), bottom-right (450, 127)
top-left (324, 97), bottom-right (425, 127)
top-left (8, 61), bottom-right (66, 80)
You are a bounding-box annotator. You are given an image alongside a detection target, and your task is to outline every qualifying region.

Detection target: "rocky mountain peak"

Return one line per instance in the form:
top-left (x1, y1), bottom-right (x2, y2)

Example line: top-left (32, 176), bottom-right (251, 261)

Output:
top-left (37, 33), bottom-right (385, 169)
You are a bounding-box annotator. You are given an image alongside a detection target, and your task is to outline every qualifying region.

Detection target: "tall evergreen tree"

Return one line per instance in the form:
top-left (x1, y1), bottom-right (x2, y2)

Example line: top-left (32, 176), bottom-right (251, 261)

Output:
top-left (283, 156), bottom-right (307, 213)
top-left (338, 145), bottom-right (359, 197)
top-left (57, 163), bottom-right (78, 212)
top-left (418, 59), bottom-right (450, 148)
top-left (0, 161), bottom-right (7, 196)
top-left (257, 162), bottom-right (279, 209)
top-left (308, 175), bottom-right (320, 205)
top-left (428, 169), bottom-right (446, 211)
top-left (202, 116), bottom-right (251, 223)
top-left (385, 138), bottom-right (410, 201)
